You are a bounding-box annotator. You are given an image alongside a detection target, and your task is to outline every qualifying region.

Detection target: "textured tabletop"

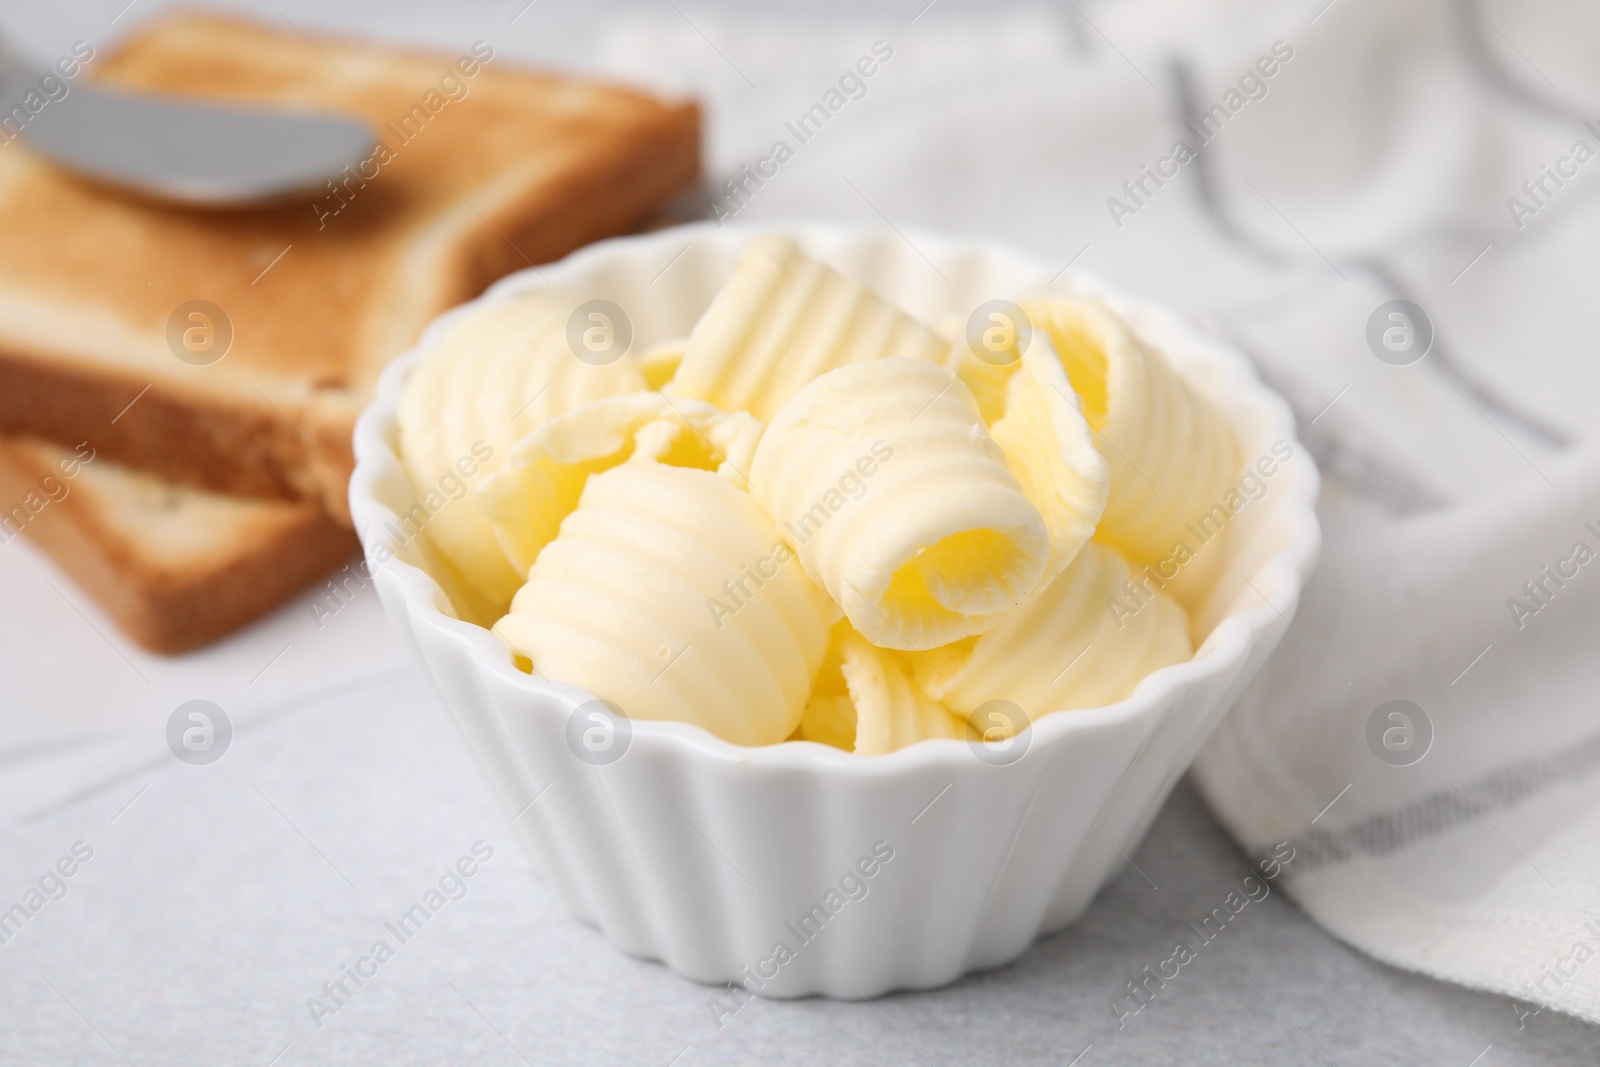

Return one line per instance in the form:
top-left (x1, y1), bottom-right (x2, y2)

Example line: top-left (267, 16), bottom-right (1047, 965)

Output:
top-left (2, 670), bottom-right (1596, 1065)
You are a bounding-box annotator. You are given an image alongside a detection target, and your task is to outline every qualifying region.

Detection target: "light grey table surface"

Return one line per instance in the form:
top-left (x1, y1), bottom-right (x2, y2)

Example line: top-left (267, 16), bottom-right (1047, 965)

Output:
top-left (2, 0), bottom-right (1598, 1063)
top-left (3, 669), bottom-right (1597, 1066)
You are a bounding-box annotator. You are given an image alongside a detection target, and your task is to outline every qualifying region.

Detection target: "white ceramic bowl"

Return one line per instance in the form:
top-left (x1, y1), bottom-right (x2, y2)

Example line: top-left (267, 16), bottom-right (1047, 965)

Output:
top-left (348, 222), bottom-right (1321, 999)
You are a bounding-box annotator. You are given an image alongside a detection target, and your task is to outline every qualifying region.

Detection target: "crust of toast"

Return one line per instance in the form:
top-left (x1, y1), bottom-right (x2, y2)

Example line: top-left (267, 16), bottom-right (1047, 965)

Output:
top-left (0, 13), bottom-right (701, 523)
top-left (0, 435), bottom-right (357, 654)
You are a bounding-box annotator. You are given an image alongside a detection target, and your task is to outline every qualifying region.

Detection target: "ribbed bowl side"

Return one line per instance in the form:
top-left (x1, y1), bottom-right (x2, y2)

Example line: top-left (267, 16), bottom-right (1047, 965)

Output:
top-left (348, 222), bottom-right (1322, 999)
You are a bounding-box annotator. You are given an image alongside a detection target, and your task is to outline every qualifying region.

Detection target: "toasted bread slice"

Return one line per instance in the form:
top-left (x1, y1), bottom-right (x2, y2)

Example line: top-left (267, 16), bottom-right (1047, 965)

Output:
top-left (0, 13), bottom-right (700, 523)
top-left (0, 435), bottom-right (357, 654)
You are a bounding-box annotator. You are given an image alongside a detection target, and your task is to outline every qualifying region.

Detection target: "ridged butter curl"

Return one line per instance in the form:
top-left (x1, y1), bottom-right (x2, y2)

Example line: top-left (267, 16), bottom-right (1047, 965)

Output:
top-left (397, 294), bottom-right (643, 616)
top-left (838, 631), bottom-right (971, 755)
top-left (750, 358), bottom-right (1053, 651)
top-left (1021, 296), bottom-right (1240, 605)
top-left (918, 541), bottom-right (1191, 725)
top-left (750, 350), bottom-right (1108, 651)
top-left (477, 391), bottom-right (762, 577)
top-left (795, 622), bottom-right (971, 754)
top-left (669, 235), bottom-right (948, 422)
top-left (493, 460), bottom-right (832, 747)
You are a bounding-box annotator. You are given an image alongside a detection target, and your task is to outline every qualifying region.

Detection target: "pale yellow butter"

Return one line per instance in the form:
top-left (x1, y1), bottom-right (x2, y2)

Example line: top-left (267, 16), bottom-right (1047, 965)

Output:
top-left (795, 621), bottom-right (970, 753)
top-left (797, 693), bottom-right (857, 751)
top-left (669, 235), bottom-right (948, 422)
top-left (749, 357), bottom-right (1051, 651)
top-left (988, 334), bottom-right (1110, 588)
top-left (918, 540), bottom-right (1191, 725)
top-left (397, 294), bottom-right (643, 617)
top-left (940, 312), bottom-right (1017, 424)
top-left (1022, 296), bottom-right (1240, 608)
top-left (417, 238), bottom-right (1218, 755)
top-left (796, 621), bottom-right (856, 750)
top-left (493, 459), bottom-right (832, 747)
top-left (839, 630), bottom-right (971, 755)
top-left (633, 337), bottom-right (686, 390)
top-left (476, 391), bottom-right (762, 576)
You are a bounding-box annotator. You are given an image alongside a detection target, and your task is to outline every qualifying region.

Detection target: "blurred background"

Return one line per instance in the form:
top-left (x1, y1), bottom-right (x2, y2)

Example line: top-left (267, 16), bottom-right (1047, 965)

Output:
top-left (3, 0), bottom-right (1599, 1063)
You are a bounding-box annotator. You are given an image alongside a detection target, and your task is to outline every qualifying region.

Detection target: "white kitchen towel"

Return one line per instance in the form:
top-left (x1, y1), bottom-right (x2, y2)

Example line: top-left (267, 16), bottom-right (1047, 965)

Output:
top-left (6, 0), bottom-right (1600, 1027)
top-left (1195, 441), bottom-right (1600, 1027)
